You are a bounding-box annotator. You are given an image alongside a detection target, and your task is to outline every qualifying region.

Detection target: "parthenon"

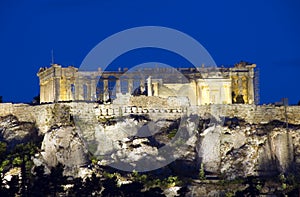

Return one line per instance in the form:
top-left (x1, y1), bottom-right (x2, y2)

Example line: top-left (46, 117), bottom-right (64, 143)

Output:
top-left (37, 62), bottom-right (257, 105)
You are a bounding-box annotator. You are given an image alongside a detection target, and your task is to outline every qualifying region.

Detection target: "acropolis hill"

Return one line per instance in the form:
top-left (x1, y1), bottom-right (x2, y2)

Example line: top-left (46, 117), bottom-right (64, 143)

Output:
top-left (1, 62), bottom-right (300, 196)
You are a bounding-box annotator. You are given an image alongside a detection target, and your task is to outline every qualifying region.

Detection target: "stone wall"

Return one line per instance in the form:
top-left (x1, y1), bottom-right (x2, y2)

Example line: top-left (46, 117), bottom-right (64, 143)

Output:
top-left (128, 96), bottom-right (300, 124)
top-left (206, 104), bottom-right (300, 124)
top-left (0, 103), bottom-right (55, 133)
top-left (1, 102), bottom-right (300, 134)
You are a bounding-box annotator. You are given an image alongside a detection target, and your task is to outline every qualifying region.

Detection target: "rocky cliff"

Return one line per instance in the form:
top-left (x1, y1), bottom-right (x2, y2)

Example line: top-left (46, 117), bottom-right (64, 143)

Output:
top-left (1, 102), bottom-right (300, 195)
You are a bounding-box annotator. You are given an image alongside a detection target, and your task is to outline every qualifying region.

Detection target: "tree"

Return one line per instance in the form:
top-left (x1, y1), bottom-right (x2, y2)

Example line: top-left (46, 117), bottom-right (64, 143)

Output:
top-left (30, 165), bottom-right (50, 196)
top-left (119, 181), bottom-right (144, 196)
top-left (0, 174), bottom-right (8, 196)
top-left (69, 177), bottom-right (85, 196)
top-left (298, 100), bottom-right (300, 106)
top-left (48, 163), bottom-right (66, 196)
top-left (0, 142), bottom-right (7, 161)
top-left (0, 96), bottom-right (2, 103)
top-left (82, 173), bottom-right (102, 196)
top-left (30, 163), bottom-right (66, 196)
top-left (101, 177), bottom-right (123, 196)
top-left (143, 186), bottom-right (165, 197)
top-left (177, 185), bottom-right (189, 197)
top-left (7, 175), bottom-right (20, 196)
top-left (199, 163), bottom-right (205, 180)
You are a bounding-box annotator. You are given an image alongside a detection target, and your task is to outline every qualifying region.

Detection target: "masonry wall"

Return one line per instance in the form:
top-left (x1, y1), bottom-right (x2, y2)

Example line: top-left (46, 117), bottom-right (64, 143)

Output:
top-left (1, 102), bottom-right (300, 134)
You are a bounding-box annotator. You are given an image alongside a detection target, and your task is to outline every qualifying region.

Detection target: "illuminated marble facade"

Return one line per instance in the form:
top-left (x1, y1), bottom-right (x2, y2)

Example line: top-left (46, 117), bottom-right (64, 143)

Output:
top-left (37, 62), bottom-right (256, 105)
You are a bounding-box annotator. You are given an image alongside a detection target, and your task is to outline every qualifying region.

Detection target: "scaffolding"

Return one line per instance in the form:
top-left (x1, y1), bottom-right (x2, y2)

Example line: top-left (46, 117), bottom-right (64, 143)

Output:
top-left (254, 68), bottom-right (260, 105)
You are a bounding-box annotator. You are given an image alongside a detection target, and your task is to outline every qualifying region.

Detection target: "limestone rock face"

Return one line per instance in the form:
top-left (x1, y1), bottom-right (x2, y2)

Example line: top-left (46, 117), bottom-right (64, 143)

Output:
top-left (40, 126), bottom-right (88, 175)
top-left (84, 115), bottom-right (199, 174)
top-left (0, 115), bottom-right (38, 148)
top-left (73, 113), bottom-right (300, 179)
top-left (87, 116), bottom-right (173, 171)
top-left (108, 137), bottom-right (160, 172)
top-left (197, 122), bottom-right (300, 180)
top-left (197, 125), bottom-right (222, 173)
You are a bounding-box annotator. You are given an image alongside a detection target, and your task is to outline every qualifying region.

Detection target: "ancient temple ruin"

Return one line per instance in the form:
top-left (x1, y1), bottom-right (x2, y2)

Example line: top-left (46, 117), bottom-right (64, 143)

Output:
top-left (37, 62), bottom-right (257, 105)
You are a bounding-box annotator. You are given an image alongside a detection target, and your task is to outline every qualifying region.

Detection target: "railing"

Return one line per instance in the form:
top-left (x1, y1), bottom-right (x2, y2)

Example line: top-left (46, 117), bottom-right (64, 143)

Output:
top-left (96, 106), bottom-right (187, 117)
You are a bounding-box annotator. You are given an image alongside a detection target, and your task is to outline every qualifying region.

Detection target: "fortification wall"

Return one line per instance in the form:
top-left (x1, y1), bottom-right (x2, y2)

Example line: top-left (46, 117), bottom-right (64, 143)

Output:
top-left (198, 104), bottom-right (300, 124)
top-left (1, 102), bottom-right (300, 134)
top-left (0, 103), bottom-right (53, 133)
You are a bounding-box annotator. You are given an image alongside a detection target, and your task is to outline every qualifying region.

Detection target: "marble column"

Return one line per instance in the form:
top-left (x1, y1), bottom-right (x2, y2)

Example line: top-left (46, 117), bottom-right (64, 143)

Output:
top-left (76, 77), bottom-right (84, 101)
top-left (228, 83), bottom-right (232, 104)
top-left (190, 79), bottom-right (197, 105)
top-left (87, 79), bottom-right (91, 101)
top-left (50, 79), bottom-right (54, 102)
top-left (116, 79), bottom-right (121, 94)
top-left (54, 77), bottom-right (60, 102)
top-left (103, 79), bottom-right (109, 101)
top-left (46, 82), bottom-right (49, 102)
top-left (49, 81), bottom-right (53, 102)
top-left (103, 79), bottom-right (108, 90)
top-left (40, 84), bottom-right (45, 103)
top-left (153, 82), bottom-right (158, 96)
top-left (248, 76), bottom-right (254, 104)
top-left (128, 79), bottom-right (133, 94)
top-left (147, 76), bottom-right (152, 96)
top-left (90, 77), bottom-right (97, 101)
top-left (238, 75), bottom-right (243, 95)
top-left (75, 78), bottom-right (79, 101)
top-left (140, 79), bottom-right (145, 93)
top-left (65, 78), bottom-right (70, 101)
top-left (196, 80), bottom-right (201, 105)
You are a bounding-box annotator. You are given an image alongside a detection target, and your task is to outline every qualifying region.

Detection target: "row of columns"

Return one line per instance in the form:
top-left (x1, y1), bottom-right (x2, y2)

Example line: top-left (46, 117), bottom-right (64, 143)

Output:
top-left (62, 77), bottom-right (147, 102)
top-left (102, 78), bottom-right (145, 96)
top-left (198, 80), bottom-right (232, 105)
top-left (233, 74), bottom-right (255, 104)
top-left (146, 78), bottom-right (233, 105)
top-left (40, 76), bottom-right (250, 105)
top-left (40, 76), bottom-right (234, 105)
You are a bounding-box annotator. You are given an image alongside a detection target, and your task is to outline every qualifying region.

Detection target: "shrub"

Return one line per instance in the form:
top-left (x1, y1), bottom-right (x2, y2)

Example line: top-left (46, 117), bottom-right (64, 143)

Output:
top-left (199, 163), bottom-right (205, 180)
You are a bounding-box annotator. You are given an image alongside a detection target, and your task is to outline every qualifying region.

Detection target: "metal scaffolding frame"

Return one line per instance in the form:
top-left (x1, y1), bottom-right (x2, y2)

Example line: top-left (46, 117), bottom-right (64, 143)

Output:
top-left (254, 68), bottom-right (260, 105)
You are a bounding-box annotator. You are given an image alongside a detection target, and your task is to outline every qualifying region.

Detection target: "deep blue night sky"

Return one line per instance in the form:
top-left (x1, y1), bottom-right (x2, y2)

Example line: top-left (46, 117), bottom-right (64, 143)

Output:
top-left (0, 0), bottom-right (299, 104)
